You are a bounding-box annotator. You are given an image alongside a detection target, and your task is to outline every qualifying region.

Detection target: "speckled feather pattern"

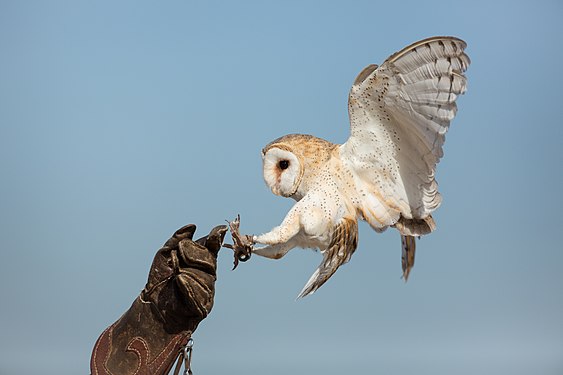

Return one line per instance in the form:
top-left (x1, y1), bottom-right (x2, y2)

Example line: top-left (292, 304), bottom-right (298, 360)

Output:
top-left (253, 37), bottom-right (470, 297)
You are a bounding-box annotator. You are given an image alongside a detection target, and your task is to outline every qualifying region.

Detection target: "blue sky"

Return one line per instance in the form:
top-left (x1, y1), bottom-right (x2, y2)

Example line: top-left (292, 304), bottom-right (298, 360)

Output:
top-left (1, 1), bottom-right (562, 374)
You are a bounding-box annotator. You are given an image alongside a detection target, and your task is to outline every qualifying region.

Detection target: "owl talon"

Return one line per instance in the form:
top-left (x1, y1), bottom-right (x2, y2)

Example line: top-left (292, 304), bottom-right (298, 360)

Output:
top-left (226, 215), bottom-right (254, 270)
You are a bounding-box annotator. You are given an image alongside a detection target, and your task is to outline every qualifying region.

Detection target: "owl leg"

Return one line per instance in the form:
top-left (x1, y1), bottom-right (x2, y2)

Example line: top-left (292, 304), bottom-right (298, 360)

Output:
top-left (251, 207), bottom-right (302, 260)
top-left (253, 241), bottom-right (295, 260)
top-left (253, 206), bottom-right (301, 245)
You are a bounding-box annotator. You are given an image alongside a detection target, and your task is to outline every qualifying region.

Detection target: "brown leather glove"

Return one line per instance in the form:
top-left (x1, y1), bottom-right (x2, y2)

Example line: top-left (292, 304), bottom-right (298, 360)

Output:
top-left (91, 224), bottom-right (227, 375)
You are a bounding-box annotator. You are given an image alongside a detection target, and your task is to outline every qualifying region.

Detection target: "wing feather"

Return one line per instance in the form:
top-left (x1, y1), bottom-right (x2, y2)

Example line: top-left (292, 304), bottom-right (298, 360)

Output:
top-left (297, 217), bottom-right (358, 298)
top-left (341, 36), bottom-right (470, 222)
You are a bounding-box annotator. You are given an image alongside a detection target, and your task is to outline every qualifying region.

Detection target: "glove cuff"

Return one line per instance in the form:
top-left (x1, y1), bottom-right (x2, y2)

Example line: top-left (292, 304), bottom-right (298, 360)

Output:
top-left (90, 296), bottom-right (192, 375)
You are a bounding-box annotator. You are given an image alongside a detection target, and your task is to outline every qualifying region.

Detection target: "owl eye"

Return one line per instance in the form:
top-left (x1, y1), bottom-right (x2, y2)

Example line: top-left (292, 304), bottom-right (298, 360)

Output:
top-left (278, 160), bottom-right (290, 170)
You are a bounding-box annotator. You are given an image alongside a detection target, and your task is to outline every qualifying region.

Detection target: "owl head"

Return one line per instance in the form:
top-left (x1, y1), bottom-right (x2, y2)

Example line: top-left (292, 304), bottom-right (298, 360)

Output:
top-left (261, 134), bottom-right (335, 199)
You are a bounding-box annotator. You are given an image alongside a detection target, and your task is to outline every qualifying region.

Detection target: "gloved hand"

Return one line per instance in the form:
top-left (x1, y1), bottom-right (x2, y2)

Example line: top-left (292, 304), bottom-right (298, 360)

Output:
top-left (91, 224), bottom-right (227, 375)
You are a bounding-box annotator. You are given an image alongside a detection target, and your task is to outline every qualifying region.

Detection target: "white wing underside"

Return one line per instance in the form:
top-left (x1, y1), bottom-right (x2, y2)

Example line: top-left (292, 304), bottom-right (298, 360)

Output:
top-left (341, 37), bottom-right (470, 224)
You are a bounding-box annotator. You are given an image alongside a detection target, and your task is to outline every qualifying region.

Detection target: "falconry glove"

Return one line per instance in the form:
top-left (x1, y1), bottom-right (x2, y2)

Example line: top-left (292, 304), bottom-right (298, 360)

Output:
top-left (91, 224), bottom-right (227, 375)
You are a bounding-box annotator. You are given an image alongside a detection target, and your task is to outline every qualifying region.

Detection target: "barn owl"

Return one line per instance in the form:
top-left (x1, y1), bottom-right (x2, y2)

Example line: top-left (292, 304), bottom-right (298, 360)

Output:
top-left (250, 36), bottom-right (470, 298)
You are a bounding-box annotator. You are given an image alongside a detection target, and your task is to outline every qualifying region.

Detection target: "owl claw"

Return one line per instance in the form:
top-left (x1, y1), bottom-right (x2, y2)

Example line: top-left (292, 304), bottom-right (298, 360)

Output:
top-left (226, 215), bottom-right (254, 270)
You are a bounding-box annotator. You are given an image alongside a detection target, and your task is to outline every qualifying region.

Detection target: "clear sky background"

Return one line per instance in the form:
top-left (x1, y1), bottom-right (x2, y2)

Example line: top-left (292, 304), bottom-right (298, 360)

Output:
top-left (1, 1), bottom-right (562, 374)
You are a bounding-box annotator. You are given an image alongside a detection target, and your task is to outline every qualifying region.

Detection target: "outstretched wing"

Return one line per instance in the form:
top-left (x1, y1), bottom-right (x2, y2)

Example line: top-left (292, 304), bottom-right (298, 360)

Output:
top-left (341, 37), bottom-right (470, 222)
top-left (297, 217), bottom-right (358, 298)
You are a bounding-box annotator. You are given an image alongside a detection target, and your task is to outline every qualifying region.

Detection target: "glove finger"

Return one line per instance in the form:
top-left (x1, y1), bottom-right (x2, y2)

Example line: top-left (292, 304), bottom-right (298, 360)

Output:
top-left (164, 224), bottom-right (197, 248)
top-left (195, 225), bottom-right (228, 254)
top-left (178, 239), bottom-right (217, 276)
top-left (176, 270), bottom-right (216, 319)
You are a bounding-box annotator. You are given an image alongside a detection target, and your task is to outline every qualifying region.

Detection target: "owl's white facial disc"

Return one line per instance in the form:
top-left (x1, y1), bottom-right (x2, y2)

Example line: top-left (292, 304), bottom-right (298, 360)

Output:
top-left (262, 147), bottom-right (302, 198)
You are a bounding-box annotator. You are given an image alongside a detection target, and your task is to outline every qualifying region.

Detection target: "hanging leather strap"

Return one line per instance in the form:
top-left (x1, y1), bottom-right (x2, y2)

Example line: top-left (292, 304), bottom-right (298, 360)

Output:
top-left (172, 338), bottom-right (194, 375)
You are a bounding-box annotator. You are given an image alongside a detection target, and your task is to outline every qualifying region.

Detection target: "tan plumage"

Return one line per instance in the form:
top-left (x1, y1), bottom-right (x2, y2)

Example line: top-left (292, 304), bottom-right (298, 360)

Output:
top-left (252, 37), bottom-right (470, 298)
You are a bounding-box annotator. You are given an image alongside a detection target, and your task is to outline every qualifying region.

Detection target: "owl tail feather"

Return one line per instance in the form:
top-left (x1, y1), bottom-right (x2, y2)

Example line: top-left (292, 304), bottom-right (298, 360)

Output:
top-left (401, 235), bottom-right (416, 281)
